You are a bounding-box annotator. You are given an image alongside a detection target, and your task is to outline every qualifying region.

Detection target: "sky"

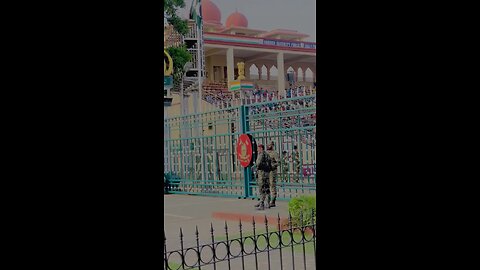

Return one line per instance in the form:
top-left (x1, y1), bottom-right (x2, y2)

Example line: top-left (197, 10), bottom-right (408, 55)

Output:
top-left (180, 0), bottom-right (316, 42)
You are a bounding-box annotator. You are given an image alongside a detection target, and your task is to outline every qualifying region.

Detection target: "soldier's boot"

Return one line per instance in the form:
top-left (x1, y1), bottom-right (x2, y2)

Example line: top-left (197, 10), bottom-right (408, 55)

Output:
top-left (254, 201), bottom-right (262, 207)
top-left (269, 198), bottom-right (276, 207)
top-left (256, 201), bottom-right (265, 210)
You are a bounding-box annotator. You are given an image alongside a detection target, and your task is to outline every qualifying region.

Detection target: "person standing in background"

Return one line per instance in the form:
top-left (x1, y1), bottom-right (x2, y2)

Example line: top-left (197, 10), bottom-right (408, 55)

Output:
top-left (254, 144), bottom-right (271, 210)
top-left (292, 145), bottom-right (301, 183)
top-left (280, 150), bottom-right (289, 183)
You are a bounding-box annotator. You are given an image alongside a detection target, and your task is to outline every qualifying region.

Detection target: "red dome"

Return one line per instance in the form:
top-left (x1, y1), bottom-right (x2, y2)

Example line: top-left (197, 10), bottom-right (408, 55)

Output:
top-left (202, 0), bottom-right (221, 25)
top-left (226, 11), bottom-right (248, 28)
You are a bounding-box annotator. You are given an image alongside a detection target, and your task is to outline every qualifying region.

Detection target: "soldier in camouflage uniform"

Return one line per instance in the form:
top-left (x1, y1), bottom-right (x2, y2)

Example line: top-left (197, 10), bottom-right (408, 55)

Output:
top-left (254, 144), bottom-right (270, 210)
top-left (292, 145), bottom-right (301, 183)
top-left (280, 150), bottom-right (289, 182)
top-left (267, 141), bottom-right (279, 207)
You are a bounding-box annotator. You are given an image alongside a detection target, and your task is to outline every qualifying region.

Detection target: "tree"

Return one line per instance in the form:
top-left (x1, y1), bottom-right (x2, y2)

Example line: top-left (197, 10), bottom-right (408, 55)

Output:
top-left (164, 0), bottom-right (189, 36)
top-left (164, 0), bottom-right (192, 86)
top-left (166, 45), bottom-right (192, 82)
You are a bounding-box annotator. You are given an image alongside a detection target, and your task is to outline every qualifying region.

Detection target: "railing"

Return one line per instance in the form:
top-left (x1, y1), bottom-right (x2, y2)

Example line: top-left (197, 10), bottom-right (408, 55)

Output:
top-left (184, 21), bottom-right (199, 39)
top-left (164, 210), bottom-right (316, 270)
top-left (164, 95), bottom-right (316, 199)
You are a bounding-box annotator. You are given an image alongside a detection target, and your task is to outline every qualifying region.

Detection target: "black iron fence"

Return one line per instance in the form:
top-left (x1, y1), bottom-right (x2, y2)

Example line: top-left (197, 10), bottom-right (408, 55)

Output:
top-left (164, 210), bottom-right (316, 270)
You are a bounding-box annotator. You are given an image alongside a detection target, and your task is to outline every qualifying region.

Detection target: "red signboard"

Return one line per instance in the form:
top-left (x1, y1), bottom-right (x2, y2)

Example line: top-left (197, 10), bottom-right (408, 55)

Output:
top-left (237, 134), bottom-right (253, 168)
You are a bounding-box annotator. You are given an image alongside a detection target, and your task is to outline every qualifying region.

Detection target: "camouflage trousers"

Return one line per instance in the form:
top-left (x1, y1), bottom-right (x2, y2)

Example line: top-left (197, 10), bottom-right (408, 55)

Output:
top-left (268, 170), bottom-right (277, 201)
top-left (282, 168), bottom-right (289, 182)
top-left (257, 170), bottom-right (270, 202)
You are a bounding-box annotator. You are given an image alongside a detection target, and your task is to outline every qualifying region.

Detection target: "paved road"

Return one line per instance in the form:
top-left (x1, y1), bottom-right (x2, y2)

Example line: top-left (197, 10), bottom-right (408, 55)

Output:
top-left (163, 194), bottom-right (316, 270)
top-left (164, 194), bottom-right (290, 251)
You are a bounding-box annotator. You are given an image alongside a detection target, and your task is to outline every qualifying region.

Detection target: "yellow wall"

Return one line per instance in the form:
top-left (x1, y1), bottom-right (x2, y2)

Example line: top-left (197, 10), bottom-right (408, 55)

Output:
top-left (165, 93), bottom-right (232, 140)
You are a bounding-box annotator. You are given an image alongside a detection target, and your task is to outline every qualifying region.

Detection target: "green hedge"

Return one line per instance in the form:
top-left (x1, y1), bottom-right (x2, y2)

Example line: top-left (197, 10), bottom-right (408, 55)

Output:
top-left (288, 195), bottom-right (316, 227)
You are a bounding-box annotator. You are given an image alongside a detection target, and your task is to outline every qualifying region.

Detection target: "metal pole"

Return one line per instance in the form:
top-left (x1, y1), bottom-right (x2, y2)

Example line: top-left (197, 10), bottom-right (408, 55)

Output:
top-left (180, 75), bottom-right (184, 118)
top-left (197, 25), bottom-right (203, 114)
top-left (196, 21), bottom-right (206, 185)
top-left (181, 64), bottom-right (187, 176)
top-left (240, 105), bottom-right (252, 198)
top-left (164, 108), bottom-right (169, 176)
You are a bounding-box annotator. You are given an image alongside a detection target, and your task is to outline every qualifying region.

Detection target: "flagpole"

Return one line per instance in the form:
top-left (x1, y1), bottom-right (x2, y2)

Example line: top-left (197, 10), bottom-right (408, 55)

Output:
top-left (197, 1), bottom-right (203, 114)
top-left (197, 24), bottom-right (203, 114)
top-left (194, 0), bottom-right (206, 186)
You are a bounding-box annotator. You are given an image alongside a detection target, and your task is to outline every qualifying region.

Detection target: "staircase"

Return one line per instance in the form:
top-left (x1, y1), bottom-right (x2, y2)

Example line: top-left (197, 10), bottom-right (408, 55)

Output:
top-left (165, 20), bottom-right (202, 99)
top-left (170, 76), bottom-right (197, 96)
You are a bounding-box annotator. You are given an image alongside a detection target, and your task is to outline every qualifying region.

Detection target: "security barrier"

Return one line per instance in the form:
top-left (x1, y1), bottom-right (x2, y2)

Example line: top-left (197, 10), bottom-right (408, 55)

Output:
top-left (164, 95), bottom-right (316, 200)
top-left (164, 210), bottom-right (316, 270)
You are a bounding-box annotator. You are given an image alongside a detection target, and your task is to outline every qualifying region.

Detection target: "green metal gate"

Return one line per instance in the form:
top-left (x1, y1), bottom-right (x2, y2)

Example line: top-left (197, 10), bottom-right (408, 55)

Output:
top-left (164, 95), bottom-right (316, 200)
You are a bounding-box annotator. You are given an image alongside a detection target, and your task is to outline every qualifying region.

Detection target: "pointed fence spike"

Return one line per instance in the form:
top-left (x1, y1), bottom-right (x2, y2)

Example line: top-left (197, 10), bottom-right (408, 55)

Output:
top-left (195, 225), bottom-right (199, 235)
top-left (225, 221), bottom-right (230, 238)
top-left (288, 211), bottom-right (292, 225)
top-left (210, 222), bottom-right (214, 233)
top-left (179, 227), bottom-right (183, 238)
top-left (277, 213), bottom-right (282, 231)
top-left (300, 211), bottom-right (304, 227)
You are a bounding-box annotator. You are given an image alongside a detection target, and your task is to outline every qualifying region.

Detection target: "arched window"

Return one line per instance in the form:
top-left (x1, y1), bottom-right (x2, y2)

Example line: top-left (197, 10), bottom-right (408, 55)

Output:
top-left (298, 67), bottom-right (304, 82)
top-left (249, 64), bottom-right (259, 80)
top-left (305, 68), bottom-right (313, 82)
top-left (261, 65), bottom-right (268, 80)
top-left (269, 65), bottom-right (278, 81)
top-left (287, 66), bottom-right (295, 83)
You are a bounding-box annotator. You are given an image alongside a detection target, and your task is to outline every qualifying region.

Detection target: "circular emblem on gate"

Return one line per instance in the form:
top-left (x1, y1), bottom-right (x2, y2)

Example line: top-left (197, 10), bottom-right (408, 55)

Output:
top-left (237, 134), bottom-right (253, 168)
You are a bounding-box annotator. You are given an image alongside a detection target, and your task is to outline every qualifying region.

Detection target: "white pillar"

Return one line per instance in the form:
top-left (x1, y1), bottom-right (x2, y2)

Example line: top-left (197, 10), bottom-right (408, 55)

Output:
top-left (277, 52), bottom-right (285, 97)
top-left (226, 48), bottom-right (234, 101)
top-left (226, 48), bottom-right (234, 85)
